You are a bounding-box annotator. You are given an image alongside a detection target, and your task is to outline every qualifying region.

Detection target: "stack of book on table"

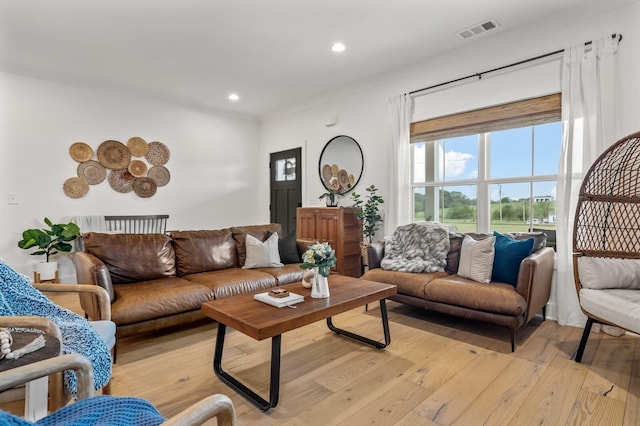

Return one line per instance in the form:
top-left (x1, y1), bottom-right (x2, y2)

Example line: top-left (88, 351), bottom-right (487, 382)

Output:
top-left (254, 289), bottom-right (304, 308)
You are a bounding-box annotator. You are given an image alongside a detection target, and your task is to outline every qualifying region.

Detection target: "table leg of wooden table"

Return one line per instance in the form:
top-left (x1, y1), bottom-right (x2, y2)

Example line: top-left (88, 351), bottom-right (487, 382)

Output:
top-left (24, 376), bottom-right (49, 421)
top-left (326, 299), bottom-right (391, 348)
top-left (212, 323), bottom-right (281, 411)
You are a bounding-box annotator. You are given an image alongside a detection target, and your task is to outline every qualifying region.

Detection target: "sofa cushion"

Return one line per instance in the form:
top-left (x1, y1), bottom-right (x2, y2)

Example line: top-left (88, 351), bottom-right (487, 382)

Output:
top-left (83, 232), bottom-right (176, 284)
top-left (111, 277), bottom-right (214, 325)
top-left (491, 232), bottom-right (534, 286)
top-left (457, 235), bottom-right (495, 283)
top-left (505, 231), bottom-right (547, 253)
top-left (171, 229), bottom-right (237, 275)
top-left (445, 232), bottom-right (465, 274)
top-left (243, 233), bottom-right (283, 268)
top-left (231, 224), bottom-right (283, 267)
top-left (577, 256), bottom-right (640, 289)
top-left (267, 230), bottom-right (300, 264)
top-left (255, 263), bottom-right (305, 285)
top-left (182, 268), bottom-right (277, 299)
top-left (580, 288), bottom-right (640, 334)
top-left (426, 275), bottom-right (527, 316)
top-left (362, 269), bottom-right (448, 299)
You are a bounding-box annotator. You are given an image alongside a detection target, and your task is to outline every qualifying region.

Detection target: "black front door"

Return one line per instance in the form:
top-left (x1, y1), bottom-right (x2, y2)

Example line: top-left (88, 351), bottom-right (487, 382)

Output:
top-left (270, 148), bottom-right (302, 236)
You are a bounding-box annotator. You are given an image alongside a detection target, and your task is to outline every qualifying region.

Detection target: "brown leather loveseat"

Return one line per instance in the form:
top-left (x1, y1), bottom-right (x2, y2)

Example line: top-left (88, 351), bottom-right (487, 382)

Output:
top-left (362, 231), bottom-right (554, 351)
top-left (74, 224), bottom-right (303, 348)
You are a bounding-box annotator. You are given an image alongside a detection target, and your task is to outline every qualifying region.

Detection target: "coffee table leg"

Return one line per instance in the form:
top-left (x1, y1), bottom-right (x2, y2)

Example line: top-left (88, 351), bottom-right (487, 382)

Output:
top-left (213, 323), bottom-right (281, 411)
top-left (327, 299), bottom-right (391, 348)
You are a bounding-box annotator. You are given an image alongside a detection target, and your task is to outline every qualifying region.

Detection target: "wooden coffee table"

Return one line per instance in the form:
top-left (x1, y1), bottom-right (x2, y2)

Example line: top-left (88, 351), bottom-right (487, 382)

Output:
top-left (201, 274), bottom-right (396, 411)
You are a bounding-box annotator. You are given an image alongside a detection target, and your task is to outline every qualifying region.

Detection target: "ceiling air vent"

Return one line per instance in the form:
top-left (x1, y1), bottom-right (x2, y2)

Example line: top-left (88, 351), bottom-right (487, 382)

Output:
top-left (458, 18), bottom-right (500, 39)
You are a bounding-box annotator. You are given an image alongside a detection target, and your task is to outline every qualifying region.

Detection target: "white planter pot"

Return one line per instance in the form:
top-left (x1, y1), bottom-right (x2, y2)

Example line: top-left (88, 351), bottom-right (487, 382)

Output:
top-left (36, 261), bottom-right (58, 281)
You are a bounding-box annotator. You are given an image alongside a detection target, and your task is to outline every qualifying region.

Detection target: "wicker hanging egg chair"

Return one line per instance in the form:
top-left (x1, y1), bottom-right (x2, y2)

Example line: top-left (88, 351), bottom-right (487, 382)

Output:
top-left (573, 130), bottom-right (640, 362)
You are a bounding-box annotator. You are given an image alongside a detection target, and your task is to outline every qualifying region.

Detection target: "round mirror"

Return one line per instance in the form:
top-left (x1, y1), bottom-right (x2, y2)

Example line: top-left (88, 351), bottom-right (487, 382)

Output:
top-left (318, 135), bottom-right (363, 195)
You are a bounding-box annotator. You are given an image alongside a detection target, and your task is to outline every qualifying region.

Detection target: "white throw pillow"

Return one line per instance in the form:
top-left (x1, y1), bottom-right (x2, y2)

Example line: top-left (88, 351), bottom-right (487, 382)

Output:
top-left (457, 235), bottom-right (495, 283)
top-left (243, 232), bottom-right (283, 268)
top-left (577, 256), bottom-right (640, 289)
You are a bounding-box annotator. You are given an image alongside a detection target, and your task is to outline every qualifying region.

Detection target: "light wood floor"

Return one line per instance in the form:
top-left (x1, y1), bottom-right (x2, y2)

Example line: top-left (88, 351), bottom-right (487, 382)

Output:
top-left (9, 294), bottom-right (640, 425)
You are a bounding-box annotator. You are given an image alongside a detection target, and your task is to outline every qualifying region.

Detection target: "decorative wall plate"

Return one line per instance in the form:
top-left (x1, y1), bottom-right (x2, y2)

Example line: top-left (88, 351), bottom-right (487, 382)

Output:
top-left (77, 160), bottom-right (106, 185)
top-left (63, 176), bottom-right (89, 198)
top-left (97, 140), bottom-right (131, 169)
top-left (133, 177), bottom-right (157, 198)
top-left (108, 169), bottom-right (135, 193)
top-left (322, 164), bottom-right (332, 182)
top-left (69, 142), bottom-right (93, 162)
top-left (338, 169), bottom-right (349, 187)
top-left (128, 160), bottom-right (148, 177)
top-left (127, 136), bottom-right (148, 157)
top-left (147, 165), bottom-right (170, 187)
top-left (145, 141), bottom-right (170, 166)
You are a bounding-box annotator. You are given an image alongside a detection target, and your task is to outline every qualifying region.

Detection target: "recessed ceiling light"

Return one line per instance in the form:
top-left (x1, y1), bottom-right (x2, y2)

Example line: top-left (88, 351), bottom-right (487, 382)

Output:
top-left (331, 42), bottom-right (346, 53)
top-left (228, 93), bottom-right (239, 101)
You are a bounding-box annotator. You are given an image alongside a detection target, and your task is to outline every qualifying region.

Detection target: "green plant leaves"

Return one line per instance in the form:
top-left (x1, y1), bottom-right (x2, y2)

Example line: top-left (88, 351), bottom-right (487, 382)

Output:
top-left (17, 218), bottom-right (80, 261)
top-left (351, 184), bottom-right (384, 243)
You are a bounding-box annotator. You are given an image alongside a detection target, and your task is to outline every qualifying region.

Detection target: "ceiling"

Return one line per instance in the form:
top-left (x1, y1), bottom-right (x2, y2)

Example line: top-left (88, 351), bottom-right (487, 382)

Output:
top-left (0, 0), bottom-right (628, 117)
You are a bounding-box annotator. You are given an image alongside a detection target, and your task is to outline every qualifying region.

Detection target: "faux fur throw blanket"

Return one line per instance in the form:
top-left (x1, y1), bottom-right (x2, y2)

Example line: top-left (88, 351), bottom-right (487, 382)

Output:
top-left (0, 262), bottom-right (111, 394)
top-left (381, 222), bottom-right (450, 273)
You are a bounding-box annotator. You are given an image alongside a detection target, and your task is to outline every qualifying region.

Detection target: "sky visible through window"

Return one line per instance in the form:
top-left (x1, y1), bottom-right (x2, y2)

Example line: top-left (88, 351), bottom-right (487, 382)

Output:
top-left (414, 121), bottom-right (561, 202)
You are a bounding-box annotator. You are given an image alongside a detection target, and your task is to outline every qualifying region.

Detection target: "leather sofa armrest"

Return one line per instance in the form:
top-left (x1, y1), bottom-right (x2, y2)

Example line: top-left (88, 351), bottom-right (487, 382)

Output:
top-left (367, 241), bottom-right (385, 270)
top-left (73, 252), bottom-right (115, 321)
top-left (515, 247), bottom-right (554, 323)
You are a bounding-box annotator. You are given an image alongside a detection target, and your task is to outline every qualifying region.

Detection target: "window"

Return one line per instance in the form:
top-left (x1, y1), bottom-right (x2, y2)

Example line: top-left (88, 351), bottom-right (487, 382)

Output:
top-left (275, 158), bottom-right (296, 181)
top-left (411, 94), bottom-right (561, 235)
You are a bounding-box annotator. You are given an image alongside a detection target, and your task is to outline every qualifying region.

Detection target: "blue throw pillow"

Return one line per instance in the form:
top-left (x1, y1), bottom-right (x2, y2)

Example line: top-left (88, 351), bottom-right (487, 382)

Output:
top-left (491, 231), bottom-right (534, 286)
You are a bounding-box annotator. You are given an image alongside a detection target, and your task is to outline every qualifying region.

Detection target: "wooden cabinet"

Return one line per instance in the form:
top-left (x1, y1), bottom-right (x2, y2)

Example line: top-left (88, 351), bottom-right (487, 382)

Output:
top-left (296, 207), bottom-right (362, 278)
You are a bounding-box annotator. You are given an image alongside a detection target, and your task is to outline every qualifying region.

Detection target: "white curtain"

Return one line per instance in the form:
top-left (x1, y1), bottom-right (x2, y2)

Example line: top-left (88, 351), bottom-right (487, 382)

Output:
top-left (387, 93), bottom-right (413, 236)
top-left (555, 35), bottom-right (620, 326)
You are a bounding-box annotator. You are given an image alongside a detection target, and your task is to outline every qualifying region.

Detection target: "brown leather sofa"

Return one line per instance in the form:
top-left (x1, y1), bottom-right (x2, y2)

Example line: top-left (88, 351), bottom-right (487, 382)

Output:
top-left (362, 232), bottom-right (554, 351)
top-left (74, 224), bottom-right (303, 346)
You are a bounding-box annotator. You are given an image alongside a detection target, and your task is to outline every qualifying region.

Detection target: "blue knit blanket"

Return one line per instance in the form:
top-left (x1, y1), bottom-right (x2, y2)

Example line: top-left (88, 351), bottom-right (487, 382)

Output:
top-left (0, 395), bottom-right (165, 425)
top-left (0, 262), bottom-right (111, 394)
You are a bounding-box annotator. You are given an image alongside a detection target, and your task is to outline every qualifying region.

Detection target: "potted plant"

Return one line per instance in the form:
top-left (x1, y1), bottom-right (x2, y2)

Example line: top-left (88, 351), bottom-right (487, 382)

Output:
top-left (319, 184), bottom-right (341, 207)
top-left (300, 241), bottom-right (336, 298)
top-left (18, 217), bottom-right (80, 281)
top-left (351, 185), bottom-right (384, 243)
top-left (351, 185), bottom-right (384, 266)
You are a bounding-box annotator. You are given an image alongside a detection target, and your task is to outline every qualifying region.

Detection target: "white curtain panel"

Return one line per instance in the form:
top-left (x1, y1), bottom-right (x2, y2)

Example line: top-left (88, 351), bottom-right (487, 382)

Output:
top-left (387, 93), bottom-right (413, 236)
top-left (555, 35), bottom-right (620, 327)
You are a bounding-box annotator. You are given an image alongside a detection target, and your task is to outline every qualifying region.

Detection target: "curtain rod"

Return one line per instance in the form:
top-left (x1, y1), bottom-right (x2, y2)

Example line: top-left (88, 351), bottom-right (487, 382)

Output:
top-left (409, 33), bottom-right (622, 96)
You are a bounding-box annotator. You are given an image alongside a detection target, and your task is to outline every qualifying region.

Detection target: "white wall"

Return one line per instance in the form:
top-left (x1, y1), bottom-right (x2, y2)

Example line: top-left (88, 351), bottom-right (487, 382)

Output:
top-left (259, 3), bottom-right (640, 322)
top-left (260, 2), bottom-right (640, 235)
top-left (0, 72), bottom-right (261, 280)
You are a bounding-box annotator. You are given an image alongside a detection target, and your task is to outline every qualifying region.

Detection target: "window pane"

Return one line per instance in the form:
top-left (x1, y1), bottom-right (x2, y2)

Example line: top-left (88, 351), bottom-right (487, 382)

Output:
top-left (412, 142), bottom-right (426, 183)
top-left (534, 121), bottom-right (562, 176)
top-left (490, 182), bottom-right (531, 233)
top-left (531, 181), bottom-right (556, 226)
top-left (275, 158), bottom-right (296, 181)
top-left (530, 181), bottom-right (557, 249)
top-left (413, 136), bottom-right (478, 184)
top-left (490, 126), bottom-right (532, 179)
top-left (414, 185), bottom-right (477, 233)
top-left (441, 135), bottom-right (478, 182)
